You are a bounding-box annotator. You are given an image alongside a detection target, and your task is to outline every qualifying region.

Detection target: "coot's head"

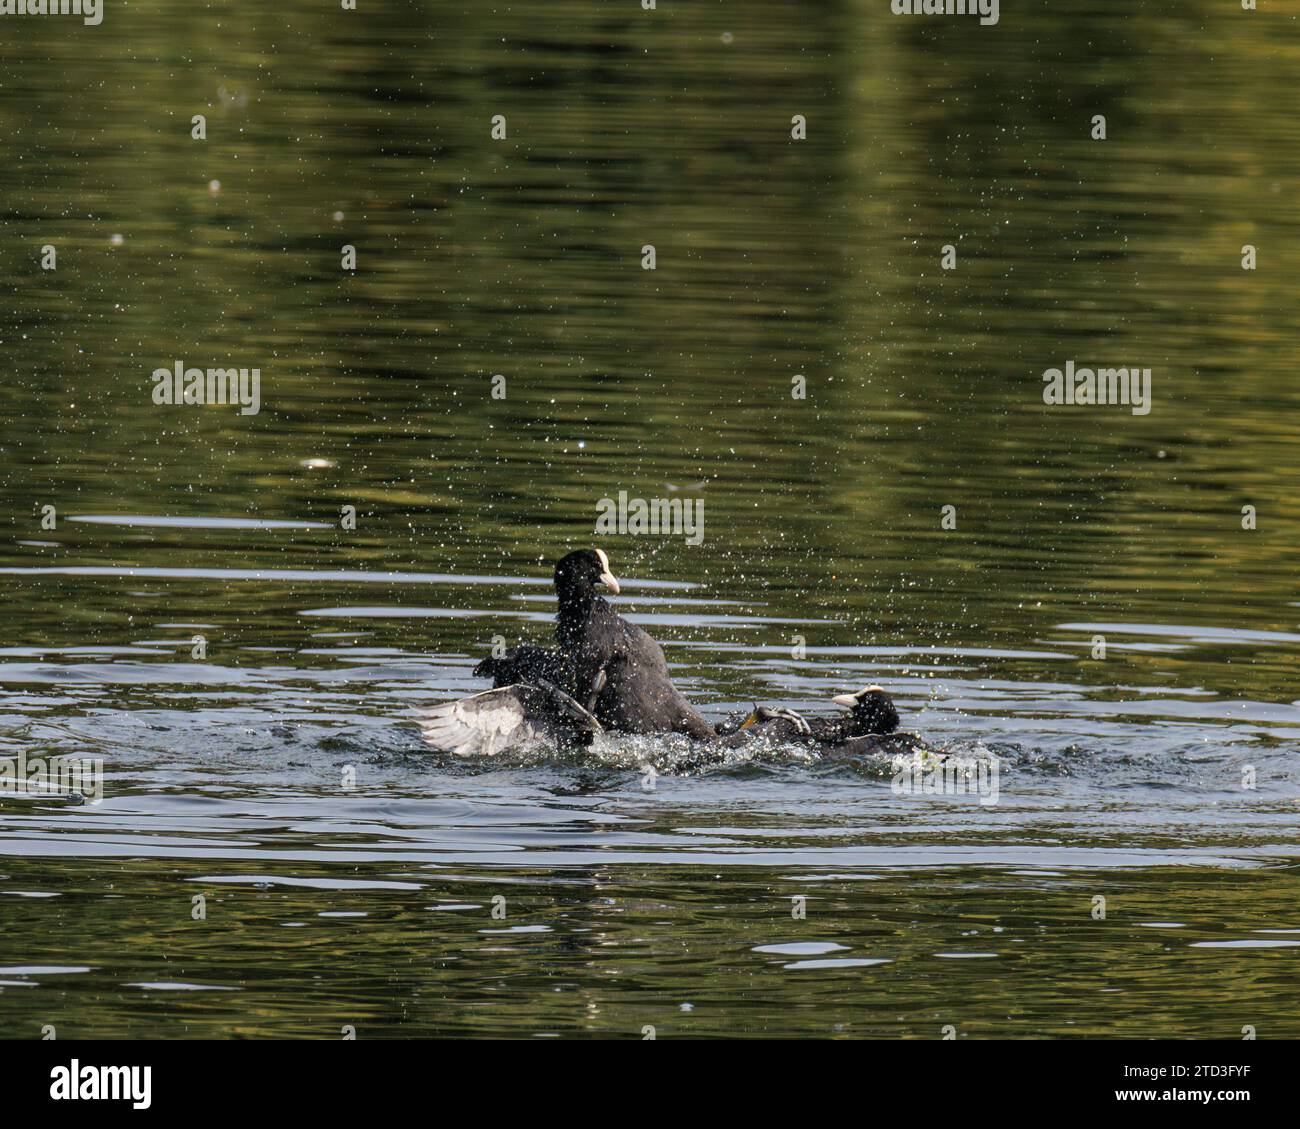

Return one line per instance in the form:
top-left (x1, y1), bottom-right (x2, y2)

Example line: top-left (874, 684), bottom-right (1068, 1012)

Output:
top-left (553, 548), bottom-right (620, 598)
top-left (831, 685), bottom-right (899, 734)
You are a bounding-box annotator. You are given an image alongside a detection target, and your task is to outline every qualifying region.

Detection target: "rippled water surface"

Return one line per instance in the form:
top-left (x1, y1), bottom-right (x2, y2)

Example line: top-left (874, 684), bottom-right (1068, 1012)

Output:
top-left (1, 0), bottom-right (1299, 1038)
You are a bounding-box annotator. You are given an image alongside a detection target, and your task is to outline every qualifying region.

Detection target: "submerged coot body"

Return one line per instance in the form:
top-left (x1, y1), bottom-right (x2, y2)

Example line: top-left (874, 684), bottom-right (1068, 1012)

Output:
top-left (718, 686), bottom-right (931, 758)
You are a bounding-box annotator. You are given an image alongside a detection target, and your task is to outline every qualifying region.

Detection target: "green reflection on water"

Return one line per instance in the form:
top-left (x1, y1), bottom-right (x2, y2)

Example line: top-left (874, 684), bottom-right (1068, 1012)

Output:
top-left (1, 1), bottom-right (1298, 1039)
top-left (2, 1), bottom-right (1297, 670)
top-left (2, 857), bottom-right (1298, 1039)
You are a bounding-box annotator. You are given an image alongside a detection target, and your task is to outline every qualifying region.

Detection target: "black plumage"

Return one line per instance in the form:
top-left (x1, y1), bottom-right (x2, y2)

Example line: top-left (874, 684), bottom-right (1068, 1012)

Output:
top-left (817, 732), bottom-right (931, 760)
top-left (474, 644), bottom-right (576, 694)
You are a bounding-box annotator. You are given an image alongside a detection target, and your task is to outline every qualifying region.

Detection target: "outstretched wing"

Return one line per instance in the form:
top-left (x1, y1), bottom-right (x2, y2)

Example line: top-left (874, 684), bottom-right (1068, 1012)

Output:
top-left (416, 682), bottom-right (601, 756)
top-left (416, 687), bottom-right (540, 756)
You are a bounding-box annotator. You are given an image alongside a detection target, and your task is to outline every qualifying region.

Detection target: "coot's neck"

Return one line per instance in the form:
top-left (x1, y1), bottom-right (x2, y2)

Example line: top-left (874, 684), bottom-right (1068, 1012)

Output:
top-left (556, 585), bottom-right (599, 649)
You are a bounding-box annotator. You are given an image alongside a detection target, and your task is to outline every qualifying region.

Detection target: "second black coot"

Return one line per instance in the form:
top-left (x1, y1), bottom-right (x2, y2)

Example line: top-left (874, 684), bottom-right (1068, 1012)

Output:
top-left (474, 643), bottom-right (576, 694)
top-left (718, 685), bottom-right (931, 758)
top-left (808, 685), bottom-right (900, 741)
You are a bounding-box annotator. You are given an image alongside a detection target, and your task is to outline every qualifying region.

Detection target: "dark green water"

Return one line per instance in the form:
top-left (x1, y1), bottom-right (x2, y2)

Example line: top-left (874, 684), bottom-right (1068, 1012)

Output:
top-left (1, 0), bottom-right (1298, 1038)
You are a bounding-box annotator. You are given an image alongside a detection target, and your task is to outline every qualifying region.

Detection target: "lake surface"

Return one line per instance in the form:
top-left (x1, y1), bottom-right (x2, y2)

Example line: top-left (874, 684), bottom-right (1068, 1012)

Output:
top-left (1, 0), bottom-right (1298, 1039)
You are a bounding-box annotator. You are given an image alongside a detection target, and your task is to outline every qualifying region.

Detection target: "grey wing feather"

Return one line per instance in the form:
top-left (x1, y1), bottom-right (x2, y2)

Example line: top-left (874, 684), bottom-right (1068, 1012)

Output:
top-left (416, 687), bottom-right (538, 756)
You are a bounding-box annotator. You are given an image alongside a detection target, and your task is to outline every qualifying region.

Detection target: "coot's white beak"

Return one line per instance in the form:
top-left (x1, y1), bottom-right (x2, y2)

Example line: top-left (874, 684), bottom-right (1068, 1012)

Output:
top-left (833, 685), bottom-right (883, 709)
top-left (595, 548), bottom-right (620, 595)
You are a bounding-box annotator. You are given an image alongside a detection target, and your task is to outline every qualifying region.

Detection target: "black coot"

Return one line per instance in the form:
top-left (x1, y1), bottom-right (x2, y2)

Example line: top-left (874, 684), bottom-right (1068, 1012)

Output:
top-left (552, 548), bottom-right (714, 740)
top-left (718, 686), bottom-right (932, 758)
